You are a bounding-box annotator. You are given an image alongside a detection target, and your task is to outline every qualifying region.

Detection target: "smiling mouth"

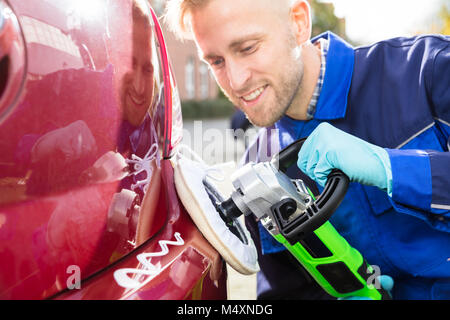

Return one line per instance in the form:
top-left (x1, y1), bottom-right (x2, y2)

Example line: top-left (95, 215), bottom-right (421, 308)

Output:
top-left (128, 92), bottom-right (146, 107)
top-left (241, 85), bottom-right (267, 103)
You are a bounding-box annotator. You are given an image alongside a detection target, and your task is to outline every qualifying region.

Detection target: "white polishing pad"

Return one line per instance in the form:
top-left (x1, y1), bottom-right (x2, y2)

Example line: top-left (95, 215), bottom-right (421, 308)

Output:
top-left (174, 157), bottom-right (259, 275)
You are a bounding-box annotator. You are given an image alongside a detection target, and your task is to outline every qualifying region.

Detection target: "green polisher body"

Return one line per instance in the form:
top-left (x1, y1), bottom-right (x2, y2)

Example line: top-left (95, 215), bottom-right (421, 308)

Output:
top-left (212, 138), bottom-right (391, 300)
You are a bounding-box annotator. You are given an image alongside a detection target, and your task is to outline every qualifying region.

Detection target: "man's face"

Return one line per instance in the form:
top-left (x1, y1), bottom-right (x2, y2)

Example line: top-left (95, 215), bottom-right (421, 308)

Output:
top-left (191, 0), bottom-right (305, 127)
top-left (121, 17), bottom-right (155, 127)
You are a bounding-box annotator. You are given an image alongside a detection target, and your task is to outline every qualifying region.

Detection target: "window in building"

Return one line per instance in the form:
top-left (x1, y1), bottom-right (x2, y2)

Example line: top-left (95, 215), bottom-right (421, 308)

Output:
top-left (199, 63), bottom-right (209, 99)
top-left (185, 56), bottom-right (195, 99)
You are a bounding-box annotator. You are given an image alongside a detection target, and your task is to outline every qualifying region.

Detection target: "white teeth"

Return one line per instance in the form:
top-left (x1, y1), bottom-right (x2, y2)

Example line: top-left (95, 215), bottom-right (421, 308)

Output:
top-left (242, 86), bottom-right (264, 101)
top-left (130, 94), bottom-right (144, 105)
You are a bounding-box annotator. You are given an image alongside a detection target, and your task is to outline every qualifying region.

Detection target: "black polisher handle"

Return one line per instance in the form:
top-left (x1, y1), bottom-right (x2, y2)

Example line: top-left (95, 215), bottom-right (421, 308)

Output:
top-left (272, 137), bottom-right (350, 243)
top-left (275, 138), bottom-right (308, 173)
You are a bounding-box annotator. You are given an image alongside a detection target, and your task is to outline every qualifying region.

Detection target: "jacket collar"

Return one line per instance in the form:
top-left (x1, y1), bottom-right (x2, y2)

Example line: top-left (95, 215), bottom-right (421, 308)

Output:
top-left (311, 31), bottom-right (354, 120)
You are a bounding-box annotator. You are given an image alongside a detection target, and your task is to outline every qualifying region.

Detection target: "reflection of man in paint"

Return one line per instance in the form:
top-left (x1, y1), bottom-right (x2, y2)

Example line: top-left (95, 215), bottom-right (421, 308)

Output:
top-left (107, 1), bottom-right (162, 250)
top-left (120, 1), bottom-right (155, 128)
top-left (116, 1), bottom-right (159, 199)
top-left (33, 2), bottom-right (163, 285)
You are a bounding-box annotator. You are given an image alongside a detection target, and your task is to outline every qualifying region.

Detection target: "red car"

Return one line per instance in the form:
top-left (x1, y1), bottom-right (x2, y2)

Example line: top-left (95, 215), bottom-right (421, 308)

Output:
top-left (0, 0), bottom-right (227, 299)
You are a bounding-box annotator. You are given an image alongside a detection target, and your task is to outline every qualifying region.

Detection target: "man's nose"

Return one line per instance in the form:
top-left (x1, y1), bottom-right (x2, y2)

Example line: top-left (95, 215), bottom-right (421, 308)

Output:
top-left (226, 59), bottom-right (251, 92)
top-left (132, 70), bottom-right (145, 95)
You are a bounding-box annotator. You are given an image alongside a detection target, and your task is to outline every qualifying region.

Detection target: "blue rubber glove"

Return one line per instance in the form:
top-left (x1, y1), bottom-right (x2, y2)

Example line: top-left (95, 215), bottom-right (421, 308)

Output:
top-left (297, 123), bottom-right (393, 195)
top-left (339, 275), bottom-right (394, 300)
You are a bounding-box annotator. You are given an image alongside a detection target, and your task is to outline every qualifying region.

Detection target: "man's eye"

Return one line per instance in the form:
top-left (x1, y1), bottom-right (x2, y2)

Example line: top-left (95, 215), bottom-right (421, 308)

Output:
top-left (241, 44), bottom-right (257, 54)
top-left (211, 58), bottom-right (224, 67)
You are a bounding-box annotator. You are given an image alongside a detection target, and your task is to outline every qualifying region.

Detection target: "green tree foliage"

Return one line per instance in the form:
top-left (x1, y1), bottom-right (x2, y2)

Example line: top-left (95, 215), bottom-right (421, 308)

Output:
top-left (438, 2), bottom-right (450, 35)
top-left (309, 0), bottom-right (349, 41)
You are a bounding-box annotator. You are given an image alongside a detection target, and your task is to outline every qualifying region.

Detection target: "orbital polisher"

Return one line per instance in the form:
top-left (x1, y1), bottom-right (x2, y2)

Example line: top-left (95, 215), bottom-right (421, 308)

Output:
top-left (205, 138), bottom-right (391, 300)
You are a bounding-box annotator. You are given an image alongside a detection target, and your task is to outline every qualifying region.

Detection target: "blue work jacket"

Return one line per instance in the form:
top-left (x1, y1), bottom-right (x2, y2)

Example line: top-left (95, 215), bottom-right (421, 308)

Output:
top-left (243, 32), bottom-right (450, 299)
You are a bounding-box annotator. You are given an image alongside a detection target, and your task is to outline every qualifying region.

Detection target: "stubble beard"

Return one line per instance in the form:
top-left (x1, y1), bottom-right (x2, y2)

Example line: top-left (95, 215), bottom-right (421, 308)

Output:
top-left (222, 42), bottom-right (304, 128)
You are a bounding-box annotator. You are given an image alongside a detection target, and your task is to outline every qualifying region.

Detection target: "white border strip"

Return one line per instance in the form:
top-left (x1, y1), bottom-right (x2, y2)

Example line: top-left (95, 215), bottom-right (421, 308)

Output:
top-left (394, 118), bottom-right (449, 211)
top-left (434, 117), bottom-right (450, 127)
top-left (431, 204), bottom-right (450, 210)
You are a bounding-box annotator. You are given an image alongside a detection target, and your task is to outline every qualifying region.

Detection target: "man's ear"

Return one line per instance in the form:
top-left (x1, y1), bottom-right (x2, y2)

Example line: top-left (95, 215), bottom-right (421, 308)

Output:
top-left (290, 0), bottom-right (312, 45)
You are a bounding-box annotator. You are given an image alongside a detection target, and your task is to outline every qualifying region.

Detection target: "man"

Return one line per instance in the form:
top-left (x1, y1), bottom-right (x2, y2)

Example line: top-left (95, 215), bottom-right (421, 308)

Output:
top-left (165, 0), bottom-right (450, 299)
top-left (120, 0), bottom-right (156, 128)
top-left (117, 0), bottom-right (160, 213)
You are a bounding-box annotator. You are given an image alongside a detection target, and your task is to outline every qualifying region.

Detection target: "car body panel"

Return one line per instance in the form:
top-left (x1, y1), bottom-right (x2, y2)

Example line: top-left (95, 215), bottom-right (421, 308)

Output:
top-left (55, 160), bottom-right (226, 300)
top-left (0, 0), bottom-right (226, 300)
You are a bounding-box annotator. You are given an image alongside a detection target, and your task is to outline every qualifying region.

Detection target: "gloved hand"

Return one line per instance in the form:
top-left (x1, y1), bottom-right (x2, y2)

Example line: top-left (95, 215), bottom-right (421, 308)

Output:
top-left (297, 123), bottom-right (392, 195)
top-left (339, 275), bottom-right (394, 300)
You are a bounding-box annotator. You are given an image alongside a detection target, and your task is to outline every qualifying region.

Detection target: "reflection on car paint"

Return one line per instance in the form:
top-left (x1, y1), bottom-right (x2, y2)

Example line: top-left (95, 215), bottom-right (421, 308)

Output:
top-left (113, 232), bottom-right (184, 289)
top-left (127, 142), bottom-right (159, 193)
top-left (0, 0), bottom-right (168, 298)
top-left (0, 1), bottom-right (26, 124)
top-left (0, 0), bottom-right (226, 300)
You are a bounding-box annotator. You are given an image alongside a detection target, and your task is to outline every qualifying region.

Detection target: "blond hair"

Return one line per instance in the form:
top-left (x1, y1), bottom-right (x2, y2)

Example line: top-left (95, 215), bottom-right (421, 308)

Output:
top-left (164, 0), bottom-right (212, 40)
top-left (164, 0), bottom-right (309, 40)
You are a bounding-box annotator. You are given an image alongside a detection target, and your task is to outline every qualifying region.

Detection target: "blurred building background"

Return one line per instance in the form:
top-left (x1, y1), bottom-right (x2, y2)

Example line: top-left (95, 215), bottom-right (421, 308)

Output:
top-left (148, 0), bottom-right (351, 119)
top-left (148, 0), bottom-right (448, 119)
top-left (149, 0), bottom-right (350, 102)
top-left (150, 0), bottom-right (218, 102)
